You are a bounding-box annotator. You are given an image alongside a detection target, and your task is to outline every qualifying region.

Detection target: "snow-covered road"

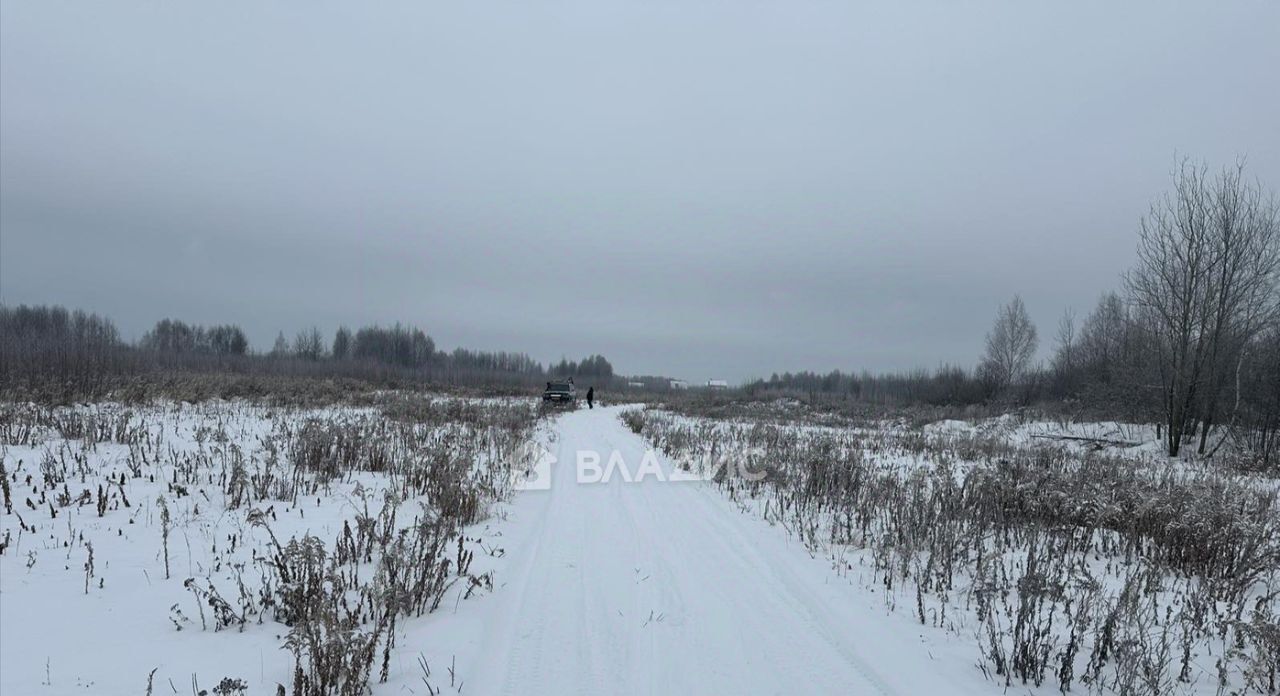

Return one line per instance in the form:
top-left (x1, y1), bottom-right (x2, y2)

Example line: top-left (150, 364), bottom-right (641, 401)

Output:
top-left (467, 406), bottom-right (986, 695)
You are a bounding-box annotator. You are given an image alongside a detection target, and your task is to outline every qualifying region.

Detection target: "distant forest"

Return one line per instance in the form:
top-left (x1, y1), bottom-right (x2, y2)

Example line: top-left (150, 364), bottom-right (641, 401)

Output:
top-left (0, 304), bottom-right (617, 400)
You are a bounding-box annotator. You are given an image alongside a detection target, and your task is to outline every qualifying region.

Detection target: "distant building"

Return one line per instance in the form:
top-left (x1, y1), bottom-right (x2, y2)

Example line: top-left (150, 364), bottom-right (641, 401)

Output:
top-left (627, 381), bottom-right (645, 388)
top-left (670, 380), bottom-right (688, 390)
top-left (707, 379), bottom-right (729, 390)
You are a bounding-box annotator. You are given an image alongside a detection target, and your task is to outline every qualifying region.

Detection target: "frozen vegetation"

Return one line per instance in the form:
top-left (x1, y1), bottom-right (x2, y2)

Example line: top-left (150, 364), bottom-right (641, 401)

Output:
top-left (0, 396), bottom-right (540, 695)
top-left (1, 395), bottom-right (1277, 695)
top-left (621, 405), bottom-right (1280, 695)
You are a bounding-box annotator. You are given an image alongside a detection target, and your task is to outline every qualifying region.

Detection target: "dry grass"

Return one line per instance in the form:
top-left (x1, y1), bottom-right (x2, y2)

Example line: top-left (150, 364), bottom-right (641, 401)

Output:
top-left (625, 408), bottom-right (1280, 695)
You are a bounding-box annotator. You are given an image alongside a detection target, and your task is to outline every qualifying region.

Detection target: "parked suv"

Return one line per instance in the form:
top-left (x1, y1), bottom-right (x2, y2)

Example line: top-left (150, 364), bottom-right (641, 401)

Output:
top-left (542, 380), bottom-right (577, 408)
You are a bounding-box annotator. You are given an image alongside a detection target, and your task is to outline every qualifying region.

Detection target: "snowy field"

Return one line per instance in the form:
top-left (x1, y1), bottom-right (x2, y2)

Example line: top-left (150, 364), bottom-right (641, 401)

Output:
top-left (625, 406), bottom-right (1280, 695)
top-left (2, 398), bottom-right (1276, 695)
top-left (0, 397), bottom-right (540, 695)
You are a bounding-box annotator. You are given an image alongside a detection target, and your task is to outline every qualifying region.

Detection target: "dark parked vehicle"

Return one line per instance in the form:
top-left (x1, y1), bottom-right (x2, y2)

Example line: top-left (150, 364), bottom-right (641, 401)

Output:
top-left (542, 380), bottom-right (577, 408)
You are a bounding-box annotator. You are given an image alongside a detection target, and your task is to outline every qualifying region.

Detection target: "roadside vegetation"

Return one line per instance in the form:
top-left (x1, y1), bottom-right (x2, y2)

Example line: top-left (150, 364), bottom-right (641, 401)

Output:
top-left (623, 407), bottom-right (1279, 695)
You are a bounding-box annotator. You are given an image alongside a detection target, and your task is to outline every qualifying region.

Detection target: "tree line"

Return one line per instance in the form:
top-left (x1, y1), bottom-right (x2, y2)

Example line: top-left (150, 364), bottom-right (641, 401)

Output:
top-left (142, 319), bottom-right (249, 356)
top-left (0, 308), bottom-right (617, 400)
top-left (0, 305), bottom-right (138, 397)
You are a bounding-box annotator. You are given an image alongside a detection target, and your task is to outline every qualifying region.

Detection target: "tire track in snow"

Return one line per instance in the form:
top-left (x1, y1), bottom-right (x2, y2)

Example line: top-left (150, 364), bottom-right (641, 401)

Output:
top-left (468, 406), bottom-right (985, 695)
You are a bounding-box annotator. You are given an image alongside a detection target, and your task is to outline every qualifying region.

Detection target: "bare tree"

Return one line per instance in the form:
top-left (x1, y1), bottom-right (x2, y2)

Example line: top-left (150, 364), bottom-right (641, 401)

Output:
top-left (980, 295), bottom-right (1038, 393)
top-left (1075, 293), bottom-right (1137, 380)
top-left (1193, 162), bottom-right (1280, 452)
top-left (294, 327), bottom-right (325, 361)
top-left (1051, 308), bottom-right (1076, 392)
top-left (1125, 158), bottom-right (1279, 456)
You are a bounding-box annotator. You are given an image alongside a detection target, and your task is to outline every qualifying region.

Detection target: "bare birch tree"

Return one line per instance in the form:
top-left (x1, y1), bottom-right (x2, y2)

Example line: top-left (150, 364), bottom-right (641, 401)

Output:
top-left (980, 295), bottom-right (1038, 393)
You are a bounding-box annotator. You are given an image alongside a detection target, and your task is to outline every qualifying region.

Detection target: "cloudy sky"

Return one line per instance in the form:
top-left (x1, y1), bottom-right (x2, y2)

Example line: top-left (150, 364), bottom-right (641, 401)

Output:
top-left (2, 2), bottom-right (1278, 381)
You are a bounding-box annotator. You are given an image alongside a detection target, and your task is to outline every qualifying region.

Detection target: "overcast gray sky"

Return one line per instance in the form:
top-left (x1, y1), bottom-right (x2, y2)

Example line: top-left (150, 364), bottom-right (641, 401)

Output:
top-left (2, 1), bottom-right (1278, 381)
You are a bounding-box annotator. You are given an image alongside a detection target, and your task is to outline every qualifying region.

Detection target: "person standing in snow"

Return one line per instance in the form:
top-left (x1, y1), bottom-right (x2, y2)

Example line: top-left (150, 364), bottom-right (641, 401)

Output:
top-left (586, 387), bottom-right (594, 409)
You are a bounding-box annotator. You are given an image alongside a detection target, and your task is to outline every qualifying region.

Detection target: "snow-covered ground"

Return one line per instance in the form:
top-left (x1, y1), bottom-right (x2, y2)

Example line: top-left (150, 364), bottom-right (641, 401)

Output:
top-left (2, 401), bottom-right (1001, 695)
top-left (921, 415), bottom-right (1164, 456)
top-left (6, 400), bottom-right (1271, 695)
top-left (0, 399), bottom-right (538, 695)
